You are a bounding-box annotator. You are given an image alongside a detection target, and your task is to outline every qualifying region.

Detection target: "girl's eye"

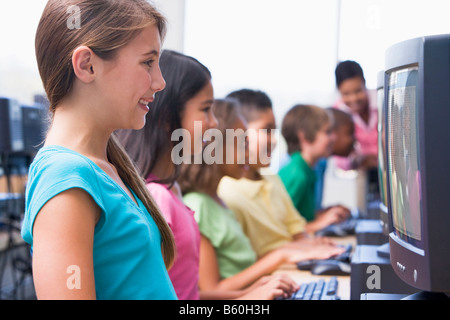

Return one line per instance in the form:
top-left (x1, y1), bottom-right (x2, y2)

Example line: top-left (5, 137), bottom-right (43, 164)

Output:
top-left (201, 107), bottom-right (211, 113)
top-left (144, 59), bottom-right (154, 68)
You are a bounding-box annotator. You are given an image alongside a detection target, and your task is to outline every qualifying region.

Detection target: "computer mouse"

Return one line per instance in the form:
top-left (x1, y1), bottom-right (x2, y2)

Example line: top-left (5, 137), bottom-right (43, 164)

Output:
top-left (310, 260), bottom-right (351, 276)
top-left (296, 260), bottom-right (314, 270)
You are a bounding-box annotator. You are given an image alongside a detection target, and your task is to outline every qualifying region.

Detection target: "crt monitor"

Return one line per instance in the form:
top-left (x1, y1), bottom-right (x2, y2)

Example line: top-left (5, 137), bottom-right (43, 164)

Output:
top-left (0, 97), bottom-right (48, 157)
top-left (0, 97), bottom-right (24, 154)
top-left (21, 103), bottom-right (48, 156)
top-left (385, 34), bottom-right (450, 294)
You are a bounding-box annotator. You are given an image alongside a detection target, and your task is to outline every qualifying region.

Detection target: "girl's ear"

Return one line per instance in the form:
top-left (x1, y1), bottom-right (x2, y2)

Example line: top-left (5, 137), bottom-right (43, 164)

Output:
top-left (72, 46), bottom-right (96, 83)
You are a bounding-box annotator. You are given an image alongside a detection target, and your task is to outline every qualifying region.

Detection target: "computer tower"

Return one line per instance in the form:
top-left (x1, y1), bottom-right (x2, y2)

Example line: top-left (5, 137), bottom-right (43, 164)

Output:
top-left (21, 104), bottom-right (48, 155)
top-left (355, 219), bottom-right (388, 246)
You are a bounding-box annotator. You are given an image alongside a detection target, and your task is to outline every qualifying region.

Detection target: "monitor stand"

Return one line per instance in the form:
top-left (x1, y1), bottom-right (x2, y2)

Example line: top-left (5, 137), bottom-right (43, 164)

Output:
top-left (401, 291), bottom-right (450, 300)
top-left (355, 219), bottom-right (388, 246)
top-left (360, 293), bottom-right (409, 300)
top-left (350, 244), bottom-right (418, 299)
top-left (376, 242), bottom-right (390, 259)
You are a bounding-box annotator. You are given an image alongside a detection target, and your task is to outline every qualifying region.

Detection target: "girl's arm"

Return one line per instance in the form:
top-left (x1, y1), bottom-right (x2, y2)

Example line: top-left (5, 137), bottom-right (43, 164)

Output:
top-left (32, 188), bottom-right (100, 299)
top-left (198, 235), bottom-right (287, 292)
top-left (198, 236), bottom-right (298, 300)
top-left (198, 235), bottom-right (344, 292)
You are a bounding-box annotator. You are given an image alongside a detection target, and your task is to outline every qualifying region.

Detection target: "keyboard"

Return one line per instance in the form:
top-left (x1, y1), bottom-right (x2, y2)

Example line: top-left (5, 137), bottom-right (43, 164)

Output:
top-left (284, 277), bottom-right (340, 300)
top-left (315, 218), bottom-right (358, 237)
top-left (296, 244), bottom-right (352, 270)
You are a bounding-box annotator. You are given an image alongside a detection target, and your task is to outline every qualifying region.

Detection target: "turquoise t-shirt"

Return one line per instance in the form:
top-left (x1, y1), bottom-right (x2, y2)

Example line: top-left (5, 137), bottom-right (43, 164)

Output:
top-left (21, 146), bottom-right (177, 300)
top-left (183, 192), bottom-right (257, 279)
top-left (278, 151), bottom-right (317, 222)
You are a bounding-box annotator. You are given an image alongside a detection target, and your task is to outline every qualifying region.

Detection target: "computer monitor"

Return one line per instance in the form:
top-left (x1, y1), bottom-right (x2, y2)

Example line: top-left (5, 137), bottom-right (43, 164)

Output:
top-left (385, 34), bottom-right (450, 295)
top-left (0, 97), bottom-right (48, 157)
top-left (21, 103), bottom-right (48, 156)
top-left (0, 97), bottom-right (24, 154)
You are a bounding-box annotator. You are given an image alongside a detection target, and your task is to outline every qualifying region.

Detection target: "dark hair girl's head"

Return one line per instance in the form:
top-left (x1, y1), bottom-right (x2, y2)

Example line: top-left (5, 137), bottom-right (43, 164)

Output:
top-left (116, 50), bottom-right (212, 185)
top-left (178, 98), bottom-right (244, 195)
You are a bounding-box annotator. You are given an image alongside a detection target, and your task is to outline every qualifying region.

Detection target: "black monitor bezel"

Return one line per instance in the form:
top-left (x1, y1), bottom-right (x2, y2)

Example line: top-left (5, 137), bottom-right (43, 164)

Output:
top-left (376, 70), bottom-right (391, 236)
top-left (386, 64), bottom-right (423, 248)
top-left (385, 34), bottom-right (450, 292)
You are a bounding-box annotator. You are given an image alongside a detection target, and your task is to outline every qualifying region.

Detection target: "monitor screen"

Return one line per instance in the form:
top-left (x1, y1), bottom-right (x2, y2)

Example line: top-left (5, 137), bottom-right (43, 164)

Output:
top-left (387, 66), bottom-right (421, 243)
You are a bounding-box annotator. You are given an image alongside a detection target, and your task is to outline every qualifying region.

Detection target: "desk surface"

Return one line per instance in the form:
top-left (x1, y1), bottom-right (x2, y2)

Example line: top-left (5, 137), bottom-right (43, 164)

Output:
top-left (273, 235), bottom-right (355, 300)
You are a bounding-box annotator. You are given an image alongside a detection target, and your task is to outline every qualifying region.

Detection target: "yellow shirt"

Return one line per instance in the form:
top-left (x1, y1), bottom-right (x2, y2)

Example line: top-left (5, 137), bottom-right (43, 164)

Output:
top-left (217, 172), bottom-right (306, 257)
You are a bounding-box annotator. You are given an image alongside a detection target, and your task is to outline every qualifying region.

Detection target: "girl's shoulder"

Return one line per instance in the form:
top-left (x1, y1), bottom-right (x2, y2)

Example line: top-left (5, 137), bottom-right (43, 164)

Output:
top-left (30, 145), bottom-right (103, 182)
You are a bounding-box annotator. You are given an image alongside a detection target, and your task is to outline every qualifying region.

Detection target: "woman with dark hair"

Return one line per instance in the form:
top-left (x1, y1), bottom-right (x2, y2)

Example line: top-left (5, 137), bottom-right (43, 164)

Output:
top-left (334, 60), bottom-right (378, 170)
top-left (117, 51), bottom-right (299, 300)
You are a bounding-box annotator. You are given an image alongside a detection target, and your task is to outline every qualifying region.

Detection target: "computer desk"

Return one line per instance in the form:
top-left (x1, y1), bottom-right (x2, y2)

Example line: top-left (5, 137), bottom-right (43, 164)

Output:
top-left (273, 235), bottom-right (356, 300)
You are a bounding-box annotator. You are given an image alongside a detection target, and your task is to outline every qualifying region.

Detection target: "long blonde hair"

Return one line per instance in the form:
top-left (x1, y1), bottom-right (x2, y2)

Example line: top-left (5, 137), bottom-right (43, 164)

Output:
top-left (35, 0), bottom-right (175, 269)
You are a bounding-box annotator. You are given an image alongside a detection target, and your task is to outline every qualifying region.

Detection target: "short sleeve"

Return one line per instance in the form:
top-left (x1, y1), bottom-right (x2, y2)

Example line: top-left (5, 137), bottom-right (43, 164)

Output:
top-left (21, 151), bottom-right (105, 246)
top-left (268, 175), bottom-right (306, 236)
top-left (184, 192), bottom-right (227, 248)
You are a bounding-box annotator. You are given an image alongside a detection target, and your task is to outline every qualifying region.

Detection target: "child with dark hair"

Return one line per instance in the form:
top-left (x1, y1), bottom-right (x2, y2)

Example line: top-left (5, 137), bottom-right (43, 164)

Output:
top-left (279, 104), bottom-right (351, 232)
top-left (314, 107), bottom-right (357, 209)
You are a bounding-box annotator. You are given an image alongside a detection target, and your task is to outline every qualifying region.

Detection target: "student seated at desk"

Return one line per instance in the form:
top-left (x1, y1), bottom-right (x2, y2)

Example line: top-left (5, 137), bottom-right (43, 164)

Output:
top-left (117, 51), bottom-right (298, 300)
top-left (278, 104), bottom-right (351, 232)
top-left (217, 89), bottom-right (345, 258)
top-left (179, 98), bottom-right (343, 293)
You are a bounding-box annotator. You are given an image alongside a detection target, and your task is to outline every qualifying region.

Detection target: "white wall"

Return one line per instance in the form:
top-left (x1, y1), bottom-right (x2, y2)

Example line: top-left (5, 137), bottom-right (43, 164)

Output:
top-left (0, 1), bottom-right (48, 105)
top-left (183, 0), bottom-right (450, 122)
top-left (337, 0), bottom-right (450, 89)
top-left (184, 0), bottom-right (341, 121)
top-left (1, 0), bottom-right (448, 108)
top-left (151, 0), bottom-right (186, 53)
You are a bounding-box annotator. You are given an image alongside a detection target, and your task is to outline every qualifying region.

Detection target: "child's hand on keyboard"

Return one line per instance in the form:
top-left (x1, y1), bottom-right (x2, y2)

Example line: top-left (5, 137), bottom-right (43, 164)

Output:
top-left (238, 274), bottom-right (300, 300)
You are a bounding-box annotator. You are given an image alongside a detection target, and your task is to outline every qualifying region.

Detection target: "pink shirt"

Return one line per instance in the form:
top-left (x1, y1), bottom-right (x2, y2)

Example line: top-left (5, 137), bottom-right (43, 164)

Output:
top-left (333, 90), bottom-right (378, 169)
top-left (146, 177), bottom-right (200, 300)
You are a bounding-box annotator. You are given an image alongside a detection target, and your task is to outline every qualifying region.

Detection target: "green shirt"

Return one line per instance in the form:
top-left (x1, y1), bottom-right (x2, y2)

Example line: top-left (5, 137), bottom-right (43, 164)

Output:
top-left (278, 152), bottom-right (317, 222)
top-left (183, 192), bottom-right (257, 279)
